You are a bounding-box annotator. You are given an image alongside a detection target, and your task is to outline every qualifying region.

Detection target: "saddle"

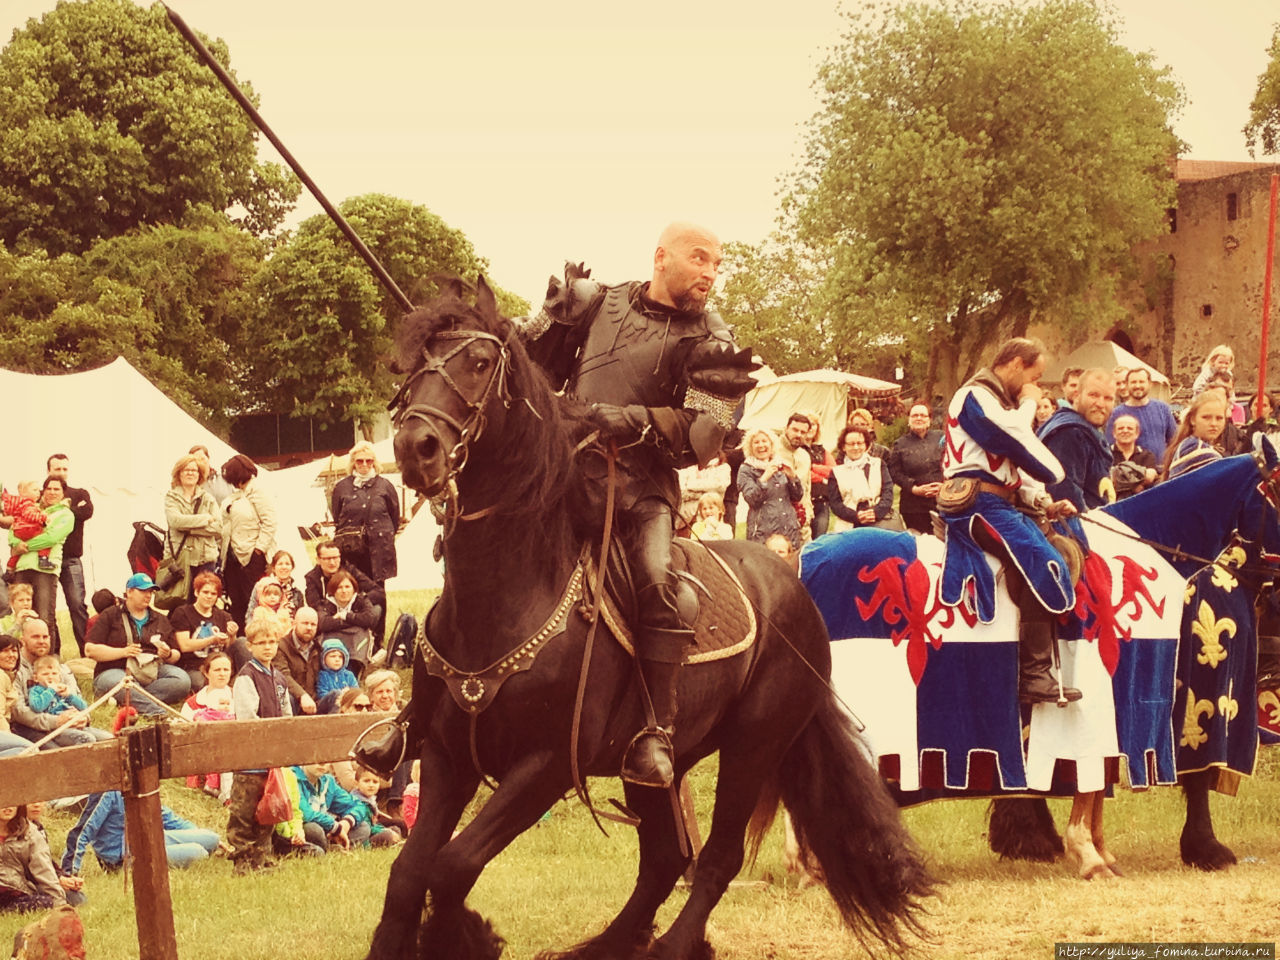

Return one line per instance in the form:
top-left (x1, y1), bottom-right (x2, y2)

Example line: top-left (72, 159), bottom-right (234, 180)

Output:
top-left (592, 538), bottom-right (757, 664)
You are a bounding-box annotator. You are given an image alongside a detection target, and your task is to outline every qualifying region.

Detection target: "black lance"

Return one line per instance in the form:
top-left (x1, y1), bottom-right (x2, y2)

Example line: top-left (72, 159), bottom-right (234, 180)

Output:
top-left (162, 3), bottom-right (414, 314)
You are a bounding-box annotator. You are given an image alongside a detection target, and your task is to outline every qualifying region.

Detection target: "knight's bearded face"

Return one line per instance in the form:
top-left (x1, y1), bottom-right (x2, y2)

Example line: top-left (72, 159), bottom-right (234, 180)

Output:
top-left (660, 236), bottom-right (722, 312)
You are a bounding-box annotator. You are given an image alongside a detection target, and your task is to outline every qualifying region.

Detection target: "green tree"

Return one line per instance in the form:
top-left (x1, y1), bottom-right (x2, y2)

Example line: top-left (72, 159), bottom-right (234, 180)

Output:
top-left (717, 233), bottom-right (930, 388)
top-left (785, 0), bottom-right (1183, 396)
top-left (78, 208), bottom-right (267, 425)
top-left (1245, 26), bottom-right (1280, 157)
top-left (0, 0), bottom-right (298, 256)
top-left (250, 193), bottom-right (529, 431)
top-left (0, 246), bottom-right (153, 373)
top-left (0, 210), bottom-right (266, 428)
top-left (717, 237), bottom-right (827, 374)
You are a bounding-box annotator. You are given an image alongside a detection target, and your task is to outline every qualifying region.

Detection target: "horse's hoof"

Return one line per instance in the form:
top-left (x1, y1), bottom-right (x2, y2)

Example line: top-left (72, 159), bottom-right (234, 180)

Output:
top-left (1105, 861), bottom-right (1124, 877)
top-left (1081, 863), bottom-right (1115, 881)
top-left (1181, 840), bottom-right (1238, 871)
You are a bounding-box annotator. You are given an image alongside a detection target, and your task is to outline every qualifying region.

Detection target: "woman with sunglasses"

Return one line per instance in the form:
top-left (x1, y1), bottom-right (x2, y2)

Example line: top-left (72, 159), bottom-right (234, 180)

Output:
top-left (329, 687), bottom-right (377, 791)
top-left (329, 441), bottom-right (400, 657)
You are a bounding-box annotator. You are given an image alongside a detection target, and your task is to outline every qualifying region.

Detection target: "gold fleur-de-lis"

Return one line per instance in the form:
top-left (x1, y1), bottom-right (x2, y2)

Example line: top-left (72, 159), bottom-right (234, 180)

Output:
top-left (1261, 691), bottom-right (1280, 727)
top-left (1190, 601), bottom-right (1234, 668)
top-left (1180, 687), bottom-right (1215, 749)
top-left (1210, 559), bottom-right (1241, 592)
top-left (1217, 694), bottom-right (1238, 721)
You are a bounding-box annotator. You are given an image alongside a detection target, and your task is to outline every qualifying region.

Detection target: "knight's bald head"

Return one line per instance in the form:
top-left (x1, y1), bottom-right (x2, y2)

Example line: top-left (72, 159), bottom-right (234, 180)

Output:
top-left (657, 221), bottom-right (719, 254)
top-left (651, 222), bottom-right (722, 312)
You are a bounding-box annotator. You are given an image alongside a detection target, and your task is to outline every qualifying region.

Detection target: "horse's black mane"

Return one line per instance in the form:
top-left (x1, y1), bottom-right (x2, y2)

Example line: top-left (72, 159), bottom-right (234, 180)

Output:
top-left (394, 281), bottom-right (588, 567)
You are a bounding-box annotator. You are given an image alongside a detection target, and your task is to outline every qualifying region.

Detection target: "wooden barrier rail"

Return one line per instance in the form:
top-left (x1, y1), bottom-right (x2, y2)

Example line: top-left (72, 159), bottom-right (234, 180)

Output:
top-left (0, 713), bottom-right (392, 959)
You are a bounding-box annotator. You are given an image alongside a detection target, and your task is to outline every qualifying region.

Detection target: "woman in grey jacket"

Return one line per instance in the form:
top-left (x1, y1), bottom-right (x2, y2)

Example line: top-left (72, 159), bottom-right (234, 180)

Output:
top-left (164, 453), bottom-right (223, 602)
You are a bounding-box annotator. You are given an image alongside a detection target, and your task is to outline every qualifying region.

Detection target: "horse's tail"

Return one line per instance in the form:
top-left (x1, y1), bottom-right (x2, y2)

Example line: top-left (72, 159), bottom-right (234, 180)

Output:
top-left (776, 692), bottom-right (936, 954)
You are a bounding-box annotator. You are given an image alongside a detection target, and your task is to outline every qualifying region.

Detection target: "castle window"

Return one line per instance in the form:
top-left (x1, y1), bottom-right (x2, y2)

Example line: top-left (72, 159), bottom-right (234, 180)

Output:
top-left (1202, 304), bottom-right (1213, 318)
top-left (1167, 207), bottom-right (1177, 233)
top-left (1226, 193), bottom-right (1238, 221)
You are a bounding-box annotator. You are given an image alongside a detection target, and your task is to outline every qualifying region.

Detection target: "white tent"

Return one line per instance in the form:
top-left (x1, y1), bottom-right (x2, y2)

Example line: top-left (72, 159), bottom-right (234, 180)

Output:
top-left (1, 358), bottom-right (307, 603)
top-left (384, 505), bottom-right (444, 593)
top-left (739, 369), bottom-right (901, 445)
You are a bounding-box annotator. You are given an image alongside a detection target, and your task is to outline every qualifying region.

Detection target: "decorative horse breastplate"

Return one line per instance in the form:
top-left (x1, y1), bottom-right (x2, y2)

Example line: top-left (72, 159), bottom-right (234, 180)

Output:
top-left (419, 560), bottom-right (587, 715)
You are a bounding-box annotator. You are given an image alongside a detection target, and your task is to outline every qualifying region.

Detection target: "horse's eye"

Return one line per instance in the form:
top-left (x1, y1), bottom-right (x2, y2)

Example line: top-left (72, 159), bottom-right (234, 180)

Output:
top-left (473, 358), bottom-right (491, 374)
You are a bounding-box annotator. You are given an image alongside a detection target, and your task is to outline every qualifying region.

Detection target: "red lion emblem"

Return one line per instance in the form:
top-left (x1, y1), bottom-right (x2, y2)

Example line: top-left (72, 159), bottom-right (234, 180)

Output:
top-left (856, 556), bottom-right (977, 684)
top-left (1071, 553), bottom-right (1166, 675)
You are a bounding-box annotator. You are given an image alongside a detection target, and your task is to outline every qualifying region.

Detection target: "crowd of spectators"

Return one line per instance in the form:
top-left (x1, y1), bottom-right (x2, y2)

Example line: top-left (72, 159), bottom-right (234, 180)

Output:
top-left (683, 338), bottom-right (1280, 561)
top-left (1, 443), bottom-right (412, 902)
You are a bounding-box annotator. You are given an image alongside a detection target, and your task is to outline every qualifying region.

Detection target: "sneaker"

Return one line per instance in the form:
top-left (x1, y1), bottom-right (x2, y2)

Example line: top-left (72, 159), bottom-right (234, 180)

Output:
top-left (38, 556), bottom-right (56, 572)
top-left (368, 649), bottom-right (388, 668)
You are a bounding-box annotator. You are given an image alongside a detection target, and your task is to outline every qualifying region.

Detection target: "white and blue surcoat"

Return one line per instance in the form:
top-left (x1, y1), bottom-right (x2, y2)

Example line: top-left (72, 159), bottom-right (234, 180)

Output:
top-left (940, 369), bottom-right (1073, 623)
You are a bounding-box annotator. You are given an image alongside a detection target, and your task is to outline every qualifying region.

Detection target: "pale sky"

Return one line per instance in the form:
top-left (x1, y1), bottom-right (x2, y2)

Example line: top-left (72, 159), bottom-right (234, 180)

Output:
top-left (3, 0), bottom-right (1279, 304)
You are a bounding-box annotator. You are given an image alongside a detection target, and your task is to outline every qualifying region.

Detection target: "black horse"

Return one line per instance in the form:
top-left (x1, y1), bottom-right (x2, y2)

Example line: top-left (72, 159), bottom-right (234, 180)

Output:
top-left (364, 279), bottom-right (934, 960)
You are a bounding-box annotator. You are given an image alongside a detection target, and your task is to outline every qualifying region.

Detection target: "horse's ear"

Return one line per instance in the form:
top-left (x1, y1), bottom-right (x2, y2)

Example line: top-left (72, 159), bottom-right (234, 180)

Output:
top-left (476, 274), bottom-right (498, 319)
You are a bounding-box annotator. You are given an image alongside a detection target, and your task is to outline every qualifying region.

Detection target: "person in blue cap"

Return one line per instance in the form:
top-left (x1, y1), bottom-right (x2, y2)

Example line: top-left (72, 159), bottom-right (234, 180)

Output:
top-left (84, 572), bottom-right (191, 714)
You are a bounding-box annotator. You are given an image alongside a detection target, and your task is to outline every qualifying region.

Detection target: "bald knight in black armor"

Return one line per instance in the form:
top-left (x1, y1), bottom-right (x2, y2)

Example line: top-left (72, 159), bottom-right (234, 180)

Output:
top-left (517, 222), bottom-right (757, 788)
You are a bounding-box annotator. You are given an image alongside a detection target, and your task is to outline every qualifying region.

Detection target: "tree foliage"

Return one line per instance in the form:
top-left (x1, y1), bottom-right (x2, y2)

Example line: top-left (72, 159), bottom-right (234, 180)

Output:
top-left (0, 0), bottom-right (298, 256)
top-left (0, 209), bottom-right (265, 428)
top-left (1245, 26), bottom-right (1280, 157)
top-left (780, 0), bottom-right (1182, 396)
top-left (250, 194), bottom-right (530, 430)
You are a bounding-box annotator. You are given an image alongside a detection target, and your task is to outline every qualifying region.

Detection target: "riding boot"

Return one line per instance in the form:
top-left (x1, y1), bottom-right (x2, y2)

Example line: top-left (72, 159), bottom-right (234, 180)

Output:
top-left (622, 628), bottom-right (691, 788)
top-left (1019, 617), bottom-right (1082, 705)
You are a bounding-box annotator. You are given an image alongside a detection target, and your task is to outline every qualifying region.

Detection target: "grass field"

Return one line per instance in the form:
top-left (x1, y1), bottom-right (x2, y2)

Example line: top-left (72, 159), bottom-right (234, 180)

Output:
top-left (6, 595), bottom-right (1279, 957)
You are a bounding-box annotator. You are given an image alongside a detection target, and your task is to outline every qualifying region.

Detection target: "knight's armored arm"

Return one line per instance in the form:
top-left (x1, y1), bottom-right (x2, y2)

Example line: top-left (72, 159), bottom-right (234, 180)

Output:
top-left (515, 262), bottom-right (603, 389)
top-left (680, 327), bottom-right (760, 467)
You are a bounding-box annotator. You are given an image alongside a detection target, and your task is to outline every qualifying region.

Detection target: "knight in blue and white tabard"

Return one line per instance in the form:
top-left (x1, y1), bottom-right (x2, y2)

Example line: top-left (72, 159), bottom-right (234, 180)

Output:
top-left (938, 337), bottom-right (1083, 704)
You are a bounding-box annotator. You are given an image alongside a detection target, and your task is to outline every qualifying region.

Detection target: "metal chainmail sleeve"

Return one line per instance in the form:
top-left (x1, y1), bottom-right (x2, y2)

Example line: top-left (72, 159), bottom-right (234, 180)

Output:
top-left (683, 386), bottom-right (739, 430)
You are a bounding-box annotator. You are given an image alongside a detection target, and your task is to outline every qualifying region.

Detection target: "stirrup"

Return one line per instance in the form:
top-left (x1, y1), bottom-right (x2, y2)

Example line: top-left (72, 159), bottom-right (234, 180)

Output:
top-left (620, 726), bottom-right (675, 788)
top-left (1019, 677), bottom-right (1083, 706)
top-left (350, 716), bottom-right (409, 779)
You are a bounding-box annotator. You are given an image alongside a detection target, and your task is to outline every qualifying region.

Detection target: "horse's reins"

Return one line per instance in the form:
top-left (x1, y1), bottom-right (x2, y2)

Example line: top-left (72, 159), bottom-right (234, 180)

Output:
top-left (1076, 501), bottom-right (1280, 581)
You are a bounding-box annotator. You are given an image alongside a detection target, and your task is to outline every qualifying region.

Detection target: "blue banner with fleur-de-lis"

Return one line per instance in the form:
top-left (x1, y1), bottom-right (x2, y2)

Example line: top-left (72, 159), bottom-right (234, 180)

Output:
top-left (1174, 542), bottom-right (1259, 780)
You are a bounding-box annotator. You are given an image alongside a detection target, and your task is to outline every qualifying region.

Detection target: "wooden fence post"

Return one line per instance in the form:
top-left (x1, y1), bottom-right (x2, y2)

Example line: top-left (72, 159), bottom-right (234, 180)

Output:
top-left (122, 724), bottom-right (179, 960)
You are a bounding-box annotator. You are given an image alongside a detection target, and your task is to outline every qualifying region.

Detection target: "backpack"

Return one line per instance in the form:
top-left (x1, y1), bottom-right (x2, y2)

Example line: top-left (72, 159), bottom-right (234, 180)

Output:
top-left (126, 521), bottom-right (166, 578)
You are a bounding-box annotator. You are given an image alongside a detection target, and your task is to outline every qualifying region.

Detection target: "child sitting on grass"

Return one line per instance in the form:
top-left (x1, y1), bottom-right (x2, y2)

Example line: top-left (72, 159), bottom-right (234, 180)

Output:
top-left (402, 759), bottom-right (420, 834)
top-left (315, 638), bottom-right (359, 710)
top-left (0, 582), bottom-right (37, 638)
top-left (349, 767), bottom-right (403, 847)
top-left (283, 761), bottom-right (363, 853)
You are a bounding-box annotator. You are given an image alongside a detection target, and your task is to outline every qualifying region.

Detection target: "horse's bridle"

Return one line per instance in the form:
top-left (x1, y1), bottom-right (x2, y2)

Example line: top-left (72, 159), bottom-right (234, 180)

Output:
top-left (388, 328), bottom-right (512, 487)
